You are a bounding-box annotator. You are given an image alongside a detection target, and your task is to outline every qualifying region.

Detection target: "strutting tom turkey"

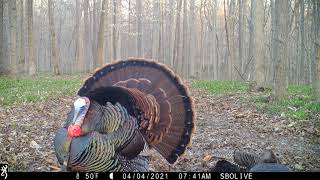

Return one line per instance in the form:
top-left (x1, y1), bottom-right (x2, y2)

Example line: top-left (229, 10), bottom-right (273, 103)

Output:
top-left (54, 59), bottom-right (195, 172)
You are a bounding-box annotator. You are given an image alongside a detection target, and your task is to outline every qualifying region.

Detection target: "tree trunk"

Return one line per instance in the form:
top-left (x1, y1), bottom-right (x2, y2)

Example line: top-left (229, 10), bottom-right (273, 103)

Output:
top-left (273, 0), bottom-right (289, 100)
top-left (181, 0), bottom-right (188, 78)
top-left (223, 0), bottom-right (231, 80)
top-left (254, 0), bottom-right (266, 87)
top-left (127, 0), bottom-right (131, 58)
top-left (172, 0), bottom-right (182, 74)
top-left (75, 0), bottom-right (83, 72)
top-left (48, 0), bottom-right (60, 75)
top-left (27, 0), bottom-right (35, 75)
top-left (315, 44), bottom-right (320, 102)
top-left (0, 0), bottom-right (3, 73)
top-left (238, 0), bottom-right (245, 75)
top-left (17, 0), bottom-right (25, 75)
top-left (112, 0), bottom-right (118, 61)
top-left (270, 0), bottom-right (276, 82)
top-left (9, 0), bottom-right (17, 76)
top-left (248, 0), bottom-right (254, 80)
top-left (228, 0), bottom-right (236, 80)
top-left (189, 0), bottom-right (196, 78)
top-left (136, 0), bottom-right (143, 57)
top-left (300, 0), bottom-right (306, 84)
top-left (92, 0), bottom-right (97, 66)
top-left (151, 0), bottom-right (160, 60)
top-left (96, 0), bottom-right (107, 68)
top-left (165, 0), bottom-right (174, 67)
top-left (213, 1), bottom-right (218, 80)
top-left (199, 0), bottom-right (204, 79)
top-left (83, 0), bottom-right (90, 72)
top-left (313, 0), bottom-right (320, 102)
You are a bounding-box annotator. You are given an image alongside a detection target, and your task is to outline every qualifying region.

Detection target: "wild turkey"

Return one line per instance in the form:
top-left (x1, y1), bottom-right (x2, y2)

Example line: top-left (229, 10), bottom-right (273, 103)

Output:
top-left (233, 149), bottom-right (278, 169)
top-left (54, 59), bottom-right (195, 172)
top-left (210, 160), bottom-right (245, 172)
top-left (211, 149), bottom-right (289, 172)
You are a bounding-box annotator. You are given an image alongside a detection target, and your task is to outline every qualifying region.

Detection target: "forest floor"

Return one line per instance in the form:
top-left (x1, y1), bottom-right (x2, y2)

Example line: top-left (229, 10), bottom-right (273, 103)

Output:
top-left (0, 78), bottom-right (319, 172)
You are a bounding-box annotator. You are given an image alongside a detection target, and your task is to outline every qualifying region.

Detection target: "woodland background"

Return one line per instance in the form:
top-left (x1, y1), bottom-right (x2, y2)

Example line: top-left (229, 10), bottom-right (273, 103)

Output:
top-left (0, 0), bottom-right (320, 101)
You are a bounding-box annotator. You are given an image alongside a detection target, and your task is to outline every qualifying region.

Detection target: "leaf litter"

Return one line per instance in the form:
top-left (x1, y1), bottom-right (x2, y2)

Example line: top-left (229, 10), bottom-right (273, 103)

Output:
top-left (0, 87), bottom-right (319, 172)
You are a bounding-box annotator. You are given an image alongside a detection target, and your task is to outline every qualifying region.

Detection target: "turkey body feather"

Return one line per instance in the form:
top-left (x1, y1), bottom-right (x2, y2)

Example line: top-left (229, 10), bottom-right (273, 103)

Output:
top-left (54, 59), bottom-right (195, 172)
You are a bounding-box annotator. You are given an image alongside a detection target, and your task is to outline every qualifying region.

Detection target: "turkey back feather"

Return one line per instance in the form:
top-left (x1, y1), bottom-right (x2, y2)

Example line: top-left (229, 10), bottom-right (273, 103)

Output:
top-left (78, 58), bottom-right (195, 164)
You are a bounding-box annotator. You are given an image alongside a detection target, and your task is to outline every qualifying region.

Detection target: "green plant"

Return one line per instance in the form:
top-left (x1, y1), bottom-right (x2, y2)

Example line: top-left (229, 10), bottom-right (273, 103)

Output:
top-left (192, 80), bottom-right (248, 94)
top-left (0, 75), bottom-right (82, 106)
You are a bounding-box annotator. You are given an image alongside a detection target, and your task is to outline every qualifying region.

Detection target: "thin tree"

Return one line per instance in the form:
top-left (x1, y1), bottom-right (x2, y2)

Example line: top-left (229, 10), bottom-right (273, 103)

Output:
top-left (48, 0), bottom-right (60, 75)
top-left (238, 0), bottom-right (245, 74)
top-left (136, 0), bottom-right (143, 57)
top-left (248, 0), bottom-right (254, 80)
top-left (223, 0), bottom-right (231, 80)
top-left (112, 0), bottom-right (118, 61)
top-left (83, 0), bottom-right (90, 72)
top-left (75, 0), bottom-right (83, 72)
top-left (299, 0), bottom-right (305, 84)
top-left (27, 0), bottom-right (36, 75)
top-left (273, 0), bottom-right (289, 100)
top-left (151, 0), bottom-right (160, 60)
top-left (96, 0), bottom-right (107, 68)
top-left (181, 0), bottom-right (188, 77)
top-left (0, 0), bottom-right (3, 73)
top-left (313, 0), bottom-right (320, 102)
top-left (188, 0), bottom-right (196, 78)
top-left (9, 0), bottom-right (17, 76)
top-left (253, 0), bottom-right (266, 88)
top-left (172, 0), bottom-right (182, 73)
top-left (17, 0), bottom-right (25, 74)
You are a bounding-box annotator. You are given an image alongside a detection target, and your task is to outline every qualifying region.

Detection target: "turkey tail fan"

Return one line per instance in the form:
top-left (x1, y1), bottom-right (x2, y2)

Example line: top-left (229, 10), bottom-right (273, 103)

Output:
top-left (78, 58), bottom-right (195, 164)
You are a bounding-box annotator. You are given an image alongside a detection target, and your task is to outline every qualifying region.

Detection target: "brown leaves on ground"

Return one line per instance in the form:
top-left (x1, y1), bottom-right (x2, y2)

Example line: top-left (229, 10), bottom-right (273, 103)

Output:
top-left (0, 88), bottom-right (319, 172)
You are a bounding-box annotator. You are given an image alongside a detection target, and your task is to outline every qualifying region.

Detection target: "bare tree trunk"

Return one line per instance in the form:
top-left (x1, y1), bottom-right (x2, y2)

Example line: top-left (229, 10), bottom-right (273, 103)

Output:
top-left (112, 0), bottom-right (118, 61)
top-left (96, 0), bottom-right (107, 68)
top-left (92, 0), bottom-right (99, 65)
top-left (273, 0), bottom-right (289, 100)
top-left (27, 0), bottom-right (35, 75)
top-left (238, 0), bottom-right (245, 75)
top-left (181, 0), bottom-right (188, 77)
top-left (313, 0), bottom-right (320, 102)
top-left (127, 0), bottom-right (131, 58)
top-left (9, 0), bottom-right (17, 76)
top-left (172, 0), bottom-right (182, 74)
top-left (0, 0), bottom-right (3, 73)
top-left (159, 0), bottom-right (164, 62)
top-left (228, 0), bottom-right (236, 80)
top-left (315, 43), bottom-right (320, 102)
top-left (136, 0), bottom-right (143, 57)
top-left (165, 0), bottom-right (175, 67)
top-left (223, 0), bottom-right (231, 80)
top-left (17, 0), bottom-right (25, 75)
top-left (213, 1), bottom-right (218, 80)
top-left (299, 0), bottom-right (305, 84)
top-left (254, 0), bottom-right (266, 87)
top-left (48, 0), bottom-right (60, 75)
top-left (189, 0), bottom-right (196, 78)
top-left (248, 0), bottom-right (254, 80)
top-left (83, 0), bottom-right (90, 72)
top-left (151, 0), bottom-right (160, 60)
top-left (199, 0), bottom-right (204, 79)
top-left (75, 0), bottom-right (83, 72)
top-left (270, 0), bottom-right (276, 82)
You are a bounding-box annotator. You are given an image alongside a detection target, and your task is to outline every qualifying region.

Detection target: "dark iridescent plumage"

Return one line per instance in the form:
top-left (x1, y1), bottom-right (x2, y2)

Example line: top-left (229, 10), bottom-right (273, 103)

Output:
top-left (54, 59), bottom-right (195, 172)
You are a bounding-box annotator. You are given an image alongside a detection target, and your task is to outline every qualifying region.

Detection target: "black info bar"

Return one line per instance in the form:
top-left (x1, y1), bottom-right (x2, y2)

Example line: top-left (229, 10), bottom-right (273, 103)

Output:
top-left (1, 172), bottom-right (319, 180)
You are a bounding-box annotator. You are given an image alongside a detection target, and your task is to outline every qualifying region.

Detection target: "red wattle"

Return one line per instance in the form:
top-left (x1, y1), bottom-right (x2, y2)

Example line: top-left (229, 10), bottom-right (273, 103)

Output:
top-left (68, 125), bottom-right (81, 137)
